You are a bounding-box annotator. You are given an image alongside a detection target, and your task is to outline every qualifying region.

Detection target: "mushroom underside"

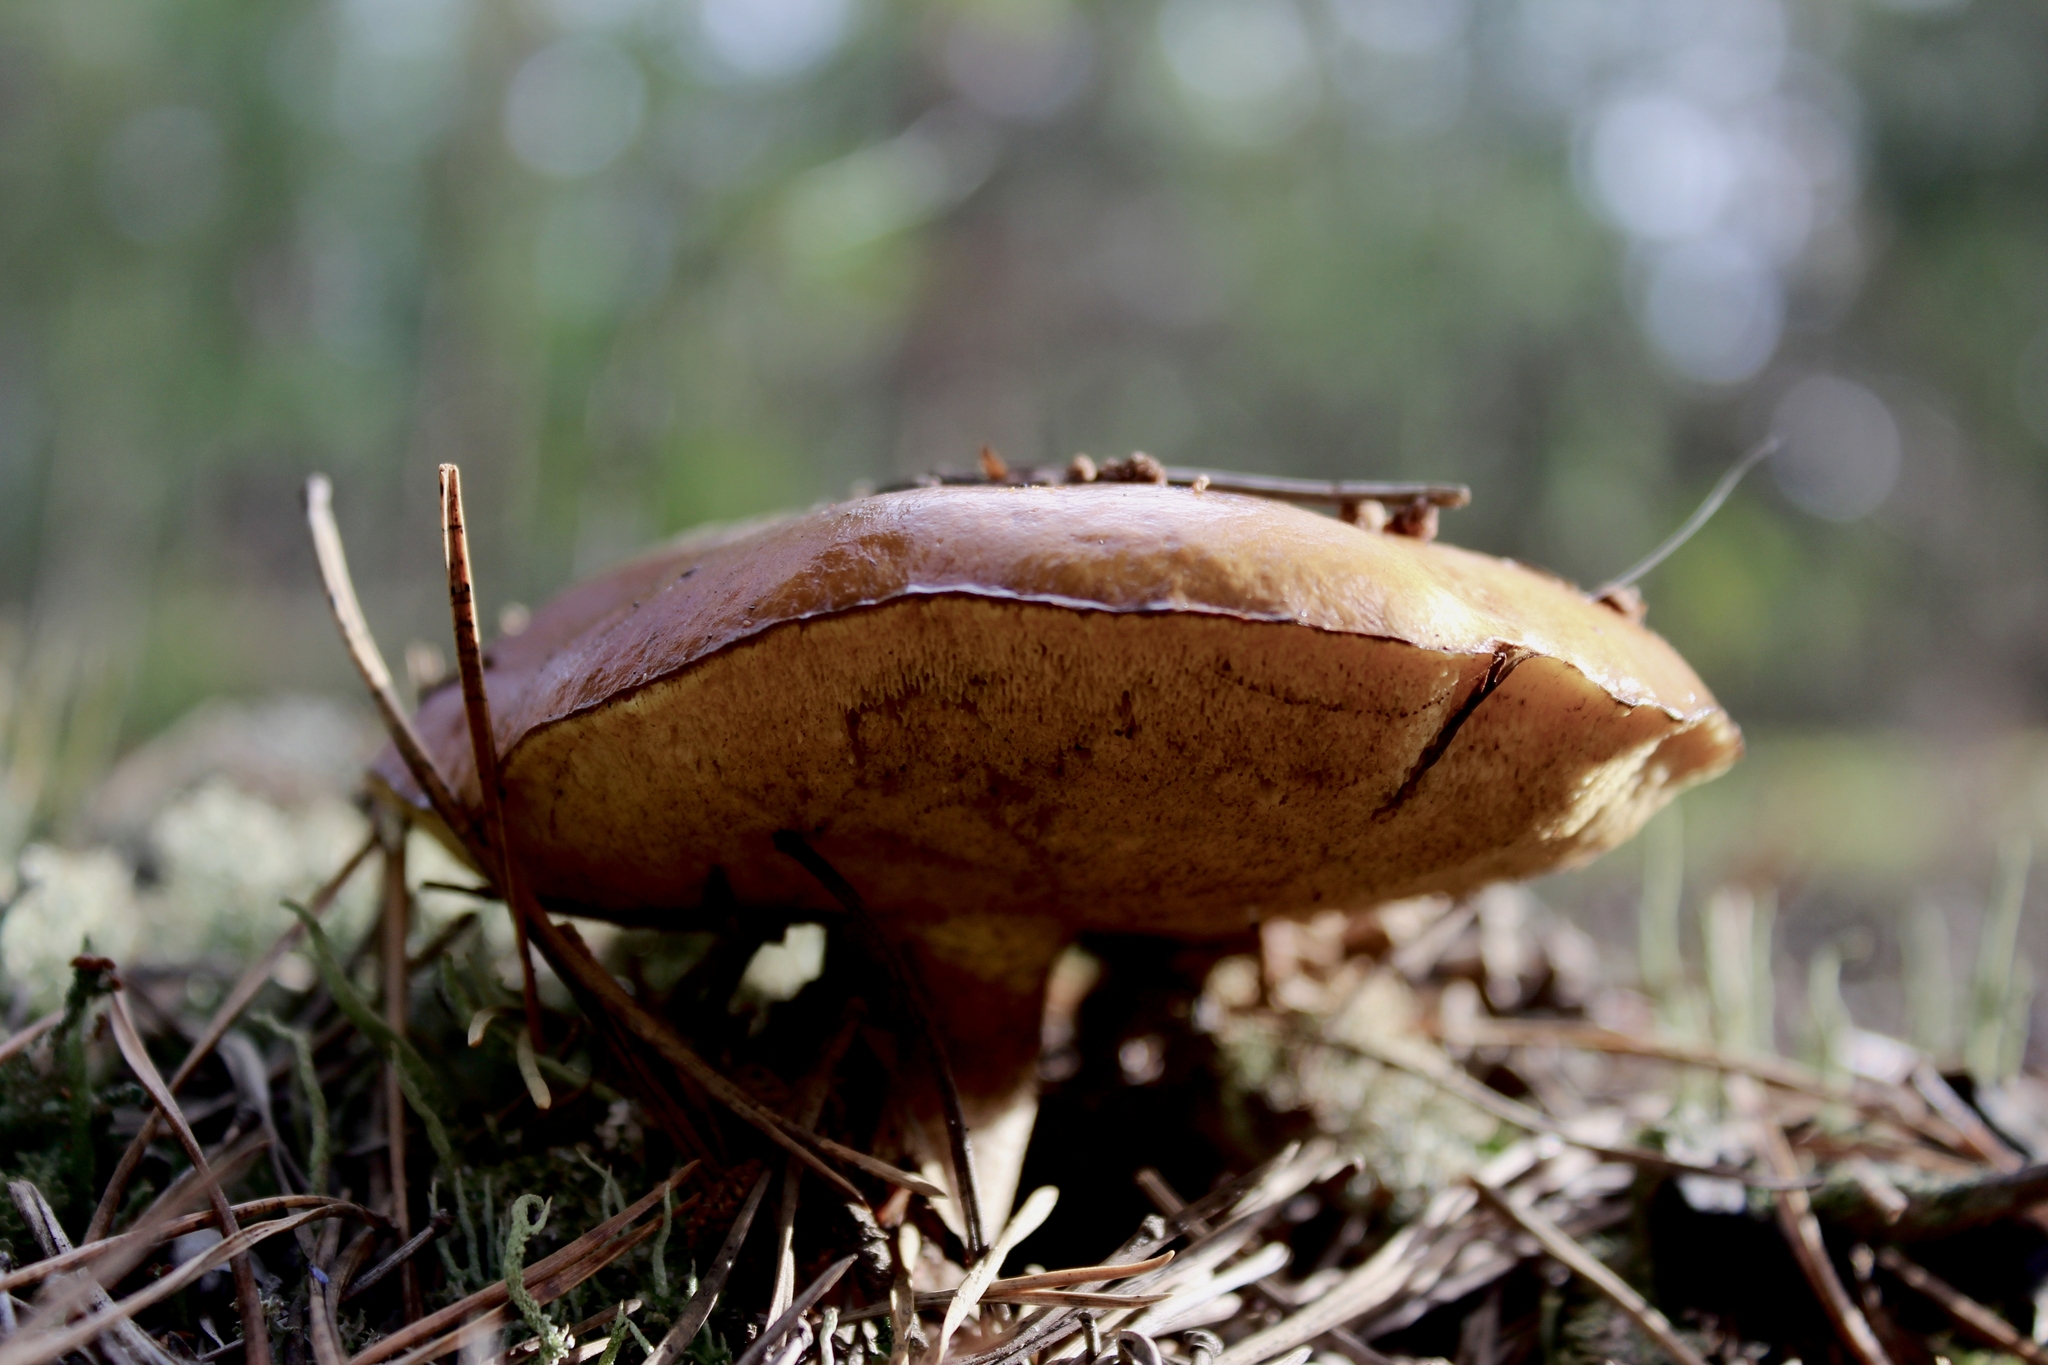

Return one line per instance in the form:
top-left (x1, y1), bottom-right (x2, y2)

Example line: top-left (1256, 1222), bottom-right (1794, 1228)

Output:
top-left (487, 594), bottom-right (1733, 1218)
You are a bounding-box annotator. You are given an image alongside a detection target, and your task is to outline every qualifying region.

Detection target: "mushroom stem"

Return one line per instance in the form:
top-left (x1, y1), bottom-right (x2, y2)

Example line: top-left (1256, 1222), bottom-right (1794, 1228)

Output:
top-left (775, 831), bottom-right (990, 1257)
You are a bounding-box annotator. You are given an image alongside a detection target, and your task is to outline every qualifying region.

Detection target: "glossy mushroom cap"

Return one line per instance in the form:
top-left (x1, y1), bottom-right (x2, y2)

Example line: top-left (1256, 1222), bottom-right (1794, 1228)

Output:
top-left (376, 483), bottom-right (1739, 1213)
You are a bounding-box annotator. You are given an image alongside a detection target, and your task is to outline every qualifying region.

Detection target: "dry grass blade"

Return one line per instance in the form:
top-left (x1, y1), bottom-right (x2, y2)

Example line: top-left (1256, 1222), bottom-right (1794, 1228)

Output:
top-left (0, 1206), bottom-right (329, 1365)
top-left (107, 989), bottom-right (273, 1365)
top-left (308, 473), bottom-right (872, 1193)
top-left (1339, 1035), bottom-right (1808, 1188)
top-left (1470, 1178), bottom-right (1708, 1365)
top-left (370, 1218), bottom-right (664, 1365)
top-left (348, 1165), bottom-right (694, 1365)
top-left (994, 1255), bottom-right (1175, 1293)
top-left (1730, 1077), bottom-right (1894, 1365)
top-left (377, 832), bottom-right (423, 1321)
top-left (1438, 1019), bottom-right (1968, 1154)
top-left (88, 831), bottom-right (376, 1241)
top-left (1875, 1246), bottom-right (2048, 1363)
top-left (0, 1196), bottom-right (371, 1296)
top-left (305, 474), bottom-right (476, 848)
top-left (936, 1186), bottom-right (1060, 1363)
top-left (642, 1169), bottom-right (773, 1365)
top-left (438, 463), bottom-right (544, 1048)
top-left (732, 1254), bottom-right (856, 1365)
top-left (810, 1136), bottom-right (949, 1199)
top-left (0, 1012), bottom-right (60, 1068)
top-left (1212, 1184), bottom-right (1480, 1365)
top-left (7, 1180), bottom-right (179, 1365)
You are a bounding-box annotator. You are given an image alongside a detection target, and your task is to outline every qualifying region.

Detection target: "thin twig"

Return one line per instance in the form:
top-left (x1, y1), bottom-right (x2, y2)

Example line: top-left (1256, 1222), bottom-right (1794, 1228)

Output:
top-left (774, 829), bottom-right (986, 1254)
top-left (340, 1209), bottom-right (455, 1304)
top-left (306, 476), bottom-right (874, 1194)
top-left (1595, 434), bottom-right (1780, 594)
top-left (1436, 1018), bottom-right (1970, 1156)
top-left (1731, 1077), bottom-right (1893, 1365)
top-left (1471, 1178), bottom-right (1708, 1365)
top-left (107, 990), bottom-right (273, 1365)
top-left (1876, 1246), bottom-right (2048, 1364)
top-left (305, 475), bottom-right (477, 849)
top-left (347, 1166), bottom-right (695, 1365)
top-left (1338, 1035), bottom-right (1810, 1188)
top-left (643, 1170), bottom-right (775, 1365)
top-left (370, 1219), bottom-right (664, 1365)
top-left (88, 831), bottom-right (377, 1241)
top-left (376, 827), bottom-right (423, 1322)
top-left (733, 1256), bottom-right (857, 1365)
top-left (438, 463), bottom-right (544, 1048)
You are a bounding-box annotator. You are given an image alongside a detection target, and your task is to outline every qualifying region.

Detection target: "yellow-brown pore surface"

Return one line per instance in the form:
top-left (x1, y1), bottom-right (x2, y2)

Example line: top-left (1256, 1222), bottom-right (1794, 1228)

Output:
top-left (380, 485), bottom-right (1737, 1071)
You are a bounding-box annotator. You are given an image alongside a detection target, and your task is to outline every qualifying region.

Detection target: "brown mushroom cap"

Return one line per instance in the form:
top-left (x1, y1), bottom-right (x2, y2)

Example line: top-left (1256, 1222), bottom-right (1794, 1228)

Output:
top-left (383, 483), bottom-right (1736, 929)
top-left (376, 483), bottom-right (1738, 1204)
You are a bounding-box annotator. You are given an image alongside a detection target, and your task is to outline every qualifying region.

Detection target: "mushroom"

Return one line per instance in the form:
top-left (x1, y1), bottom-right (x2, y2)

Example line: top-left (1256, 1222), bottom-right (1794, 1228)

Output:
top-left (374, 481), bottom-right (1740, 1227)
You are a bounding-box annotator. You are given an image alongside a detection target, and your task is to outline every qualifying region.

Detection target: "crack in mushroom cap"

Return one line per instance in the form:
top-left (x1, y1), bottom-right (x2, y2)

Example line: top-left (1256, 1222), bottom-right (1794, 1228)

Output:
top-left (377, 484), bottom-right (1740, 937)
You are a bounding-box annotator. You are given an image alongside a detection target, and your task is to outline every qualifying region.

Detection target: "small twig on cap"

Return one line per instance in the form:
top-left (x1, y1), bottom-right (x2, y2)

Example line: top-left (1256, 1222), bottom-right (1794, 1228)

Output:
top-left (1470, 1177), bottom-right (1707, 1365)
top-left (438, 464), bottom-right (545, 1051)
top-left (773, 829), bottom-right (988, 1258)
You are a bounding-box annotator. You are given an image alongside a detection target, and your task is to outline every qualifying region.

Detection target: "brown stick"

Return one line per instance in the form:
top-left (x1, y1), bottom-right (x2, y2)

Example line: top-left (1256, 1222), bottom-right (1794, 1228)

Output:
top-left (308, 471), bottom-right (898, 1195)
top-left (106, 991), bottom-right (273, 1365)
top-left (1731, 1077), bottom-right (1893, 1365)
top-left (1876, 1246), bottom-right (2048, 1363)
top-left (347, 1166), bottom-right (694, 1365)
top-left (438, 463), bottom-right (543, 1047)
top-left (88, 831), bottom-right (377, 1241)
top-left (305, 475), bottom-right (478, 850)
top-left (377, 828), bottom-right (424, 1322)
top-left (1471, 1178), bottom-right (1708, 1365)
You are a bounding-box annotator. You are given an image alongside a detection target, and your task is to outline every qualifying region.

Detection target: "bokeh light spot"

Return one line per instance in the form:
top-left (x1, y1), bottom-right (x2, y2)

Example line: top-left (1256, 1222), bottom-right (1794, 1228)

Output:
top-left (1772, 375), bottom-right (1903, 522)
top-left (696, 0), bottom-right (855, 81)
top-left (504, 39), bottom-right (646, 177)
top-left (1640, 238), bottom-right (1783, 384)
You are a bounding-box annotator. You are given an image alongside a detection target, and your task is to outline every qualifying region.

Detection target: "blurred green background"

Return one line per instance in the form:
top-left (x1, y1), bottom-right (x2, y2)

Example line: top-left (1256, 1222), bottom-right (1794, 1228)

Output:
top-left (3, 0), bottom-right (2047, 1035)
